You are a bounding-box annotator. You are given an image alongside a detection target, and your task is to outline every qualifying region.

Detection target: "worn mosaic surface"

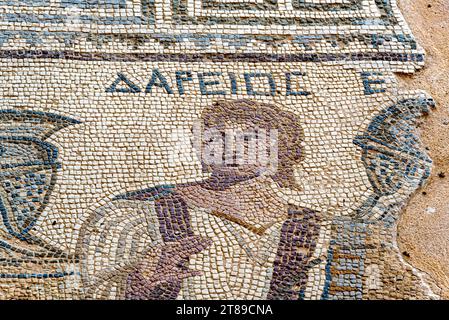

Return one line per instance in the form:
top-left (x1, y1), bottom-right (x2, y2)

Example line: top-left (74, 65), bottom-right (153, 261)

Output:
top-left (0, 0), bottom-right (442, 299)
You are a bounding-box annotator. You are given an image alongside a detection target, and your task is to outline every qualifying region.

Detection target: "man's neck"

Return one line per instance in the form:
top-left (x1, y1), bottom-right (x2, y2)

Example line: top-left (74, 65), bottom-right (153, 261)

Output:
top-left (178, 176), bottom-right (289, 231)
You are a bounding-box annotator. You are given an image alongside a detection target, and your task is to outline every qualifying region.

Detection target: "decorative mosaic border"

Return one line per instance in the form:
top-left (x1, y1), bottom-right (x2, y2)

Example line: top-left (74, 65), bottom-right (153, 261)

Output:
top-left (171, 0), bottom-right (394, 26)
top-left (0, 0), bottom-right (423, 67)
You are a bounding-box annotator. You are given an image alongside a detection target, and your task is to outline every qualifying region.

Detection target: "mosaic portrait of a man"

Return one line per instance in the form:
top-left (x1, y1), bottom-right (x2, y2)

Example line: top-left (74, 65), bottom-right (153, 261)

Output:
top-left (0, 0), bottom-right (446, 301)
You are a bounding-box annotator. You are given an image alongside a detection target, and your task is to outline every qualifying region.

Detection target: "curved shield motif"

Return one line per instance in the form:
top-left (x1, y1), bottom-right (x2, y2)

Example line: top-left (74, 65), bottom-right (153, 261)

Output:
top-left (0, 110), bottom-right (80, 241)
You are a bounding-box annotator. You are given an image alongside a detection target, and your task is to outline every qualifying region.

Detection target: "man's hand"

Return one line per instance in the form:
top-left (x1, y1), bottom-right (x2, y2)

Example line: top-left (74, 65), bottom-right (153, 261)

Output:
top-left (132, 235), bottom-right (212, 289)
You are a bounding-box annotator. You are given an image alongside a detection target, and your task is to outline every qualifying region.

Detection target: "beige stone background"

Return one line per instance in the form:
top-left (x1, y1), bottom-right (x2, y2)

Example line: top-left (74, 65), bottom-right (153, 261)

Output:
top-left (397, 0), bottom-right (449, 299)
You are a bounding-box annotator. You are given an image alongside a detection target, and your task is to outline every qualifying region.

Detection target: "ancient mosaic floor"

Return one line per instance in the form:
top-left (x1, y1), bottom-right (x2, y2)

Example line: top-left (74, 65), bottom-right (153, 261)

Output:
top-left (0, 0), bottom-right (445, 300)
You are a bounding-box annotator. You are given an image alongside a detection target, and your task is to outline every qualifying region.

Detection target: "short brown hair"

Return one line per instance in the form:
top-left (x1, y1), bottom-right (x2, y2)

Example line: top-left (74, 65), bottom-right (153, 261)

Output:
top-left (201, 99), bottom-right (304, 190)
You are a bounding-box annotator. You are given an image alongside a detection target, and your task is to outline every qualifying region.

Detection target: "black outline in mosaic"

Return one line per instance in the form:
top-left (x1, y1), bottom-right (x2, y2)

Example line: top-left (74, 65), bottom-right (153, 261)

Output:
top-left (292, 0), bottom-right (361, 11)
top-left (200, 0), bottom-right (364, 11)
top-left (201, 0), bottom-right (278, 11)
top-left (0, 50), bottom-right (424, 63)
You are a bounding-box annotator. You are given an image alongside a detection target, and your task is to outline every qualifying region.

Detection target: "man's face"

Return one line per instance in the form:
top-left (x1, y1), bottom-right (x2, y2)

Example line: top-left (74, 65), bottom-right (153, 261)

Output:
top-left (200, 121), bottom-right (278, 182)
